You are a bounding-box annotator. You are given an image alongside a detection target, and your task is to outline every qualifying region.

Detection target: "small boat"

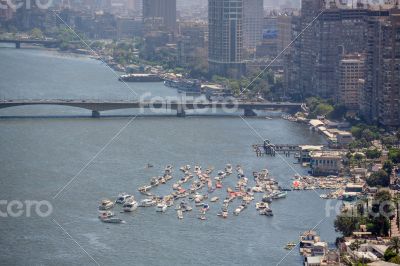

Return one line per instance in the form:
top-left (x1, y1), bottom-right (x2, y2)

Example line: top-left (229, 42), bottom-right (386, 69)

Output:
top-left (116, 193), bottom-right (133, 204)
top-left (234, 205), bottom-right (245, 215)
top-left (99, 199), bottom-right (114, 210)
top-left (146, 163), bottom-right (154, 168)
top-left (225, 164), bottom-right (233, 174)
top-left (139, 199), bottom-right (156, 207)
top-left (100, 217), bottom-right (125, 224)
top-left (155, 203), bottom-right (167, 213)
top-left (210, 196), bottom-right (219, 202)
top-left (272, 191), bottom-right (287, 199)
top-left (138, 185), bottom-right (152, 193)
top-left (176, 201), bottom-right (193, 212)
top-left (285, 242), bottom-right (297, 250)
top-left (177, 209), bottom-right (183, 219)
top-left (98, 211), bottom-right (115, 219)
top-left (150, 177), bottom-right (159, 187)
top-left (215, 182), bottom-right (223, 189)
top-left (198, 215), bottom-right (207, 220)
top-left (123, 200), bottom-right (138, 212)
top-left (256, 202), bottom-right (268, 210)
top-left (259, 207), bottom-right (273, 216)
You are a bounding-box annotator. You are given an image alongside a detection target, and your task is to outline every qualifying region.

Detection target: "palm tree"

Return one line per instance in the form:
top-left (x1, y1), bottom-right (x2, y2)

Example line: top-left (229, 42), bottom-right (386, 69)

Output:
top-left (390, 237), bottom-right (400, 254)
top-left (392, 194), bottom-right (400, 229)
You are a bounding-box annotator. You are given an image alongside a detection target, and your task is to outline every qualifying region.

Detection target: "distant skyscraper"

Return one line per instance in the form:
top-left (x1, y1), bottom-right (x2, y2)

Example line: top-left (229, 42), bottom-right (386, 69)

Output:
top-left (243, 0), bottom-right (264, 50)
top-left (338, 54), bottom-right (365, 110)
top-left (361, 9), bottom-right (400, 126)
top-left (208, 0), bottom-right (245, 78)
top-left (143, 0), bottom-right (177, 32)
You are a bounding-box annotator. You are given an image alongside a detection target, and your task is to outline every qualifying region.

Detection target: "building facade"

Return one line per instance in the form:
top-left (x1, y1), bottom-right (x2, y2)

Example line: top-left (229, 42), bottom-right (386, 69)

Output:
top-left (208, 0), bottom-right (245, 78)
top-left (243, 0), bottom-right (263, 51)
top-left (142, 0), bottom-right (176, 32)
top-left (361, 9), bottom-right (400, 127)
top-left (338, 54), bottom-right (365, 110)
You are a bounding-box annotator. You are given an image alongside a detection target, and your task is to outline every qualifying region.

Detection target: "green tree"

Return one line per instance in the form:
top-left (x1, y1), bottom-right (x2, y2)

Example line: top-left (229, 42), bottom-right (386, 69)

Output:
top-left (334, 215), bottom-right (359, 237)
top-left (30, 28), bottom-right (44, 40)
top-left (389, 148), bottom-right (400, 164)
top-left (385, 248), bottom-right (398, 261)
top-left (366, 149), bottom-right (382, 159)
top-left (390, 237), bottom-right (400, 254)
top-left (366, 170), bottom-right (390, 187)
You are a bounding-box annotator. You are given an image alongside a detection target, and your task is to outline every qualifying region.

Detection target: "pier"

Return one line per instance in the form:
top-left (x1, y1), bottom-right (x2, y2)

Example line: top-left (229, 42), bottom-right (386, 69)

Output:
top-left (253, 140), bottom-right (327, 157)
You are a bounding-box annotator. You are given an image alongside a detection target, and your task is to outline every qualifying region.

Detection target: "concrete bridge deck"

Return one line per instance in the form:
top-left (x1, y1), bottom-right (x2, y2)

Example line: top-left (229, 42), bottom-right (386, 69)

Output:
top-left (0, 39), bottom-right (61, 48)
top-left (0, 99), bottom-right (304, 117)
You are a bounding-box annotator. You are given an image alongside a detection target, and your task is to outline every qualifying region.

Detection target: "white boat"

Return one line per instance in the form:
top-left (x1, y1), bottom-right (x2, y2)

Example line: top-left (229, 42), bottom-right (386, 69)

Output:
top-left (116, 193), bottom-right (134, 204)
top-left (139, 199), bottom-right (156, 207)
top-left (98, 211), bottom-right (115, 219)
top-left (155, 203), bottom-right (167, 212)
top-left (123, 200), bottom-right (138, 212)
top-left (272, 191), bottom-right (287, 199)
top-left (177, 209), bottom-right (183, 219)
top-left (225, 164), bottom-right (233, 174)
top-left (256, 202), bottom-right (268, 210)
top-left (99, 199), bottom-right (114, 210)
top-left (138, 185), bottom-right (152, 193)
top-left (234, 205), bottom-right (245, 215)
top-left (210, 196), bottom-right (219, 202)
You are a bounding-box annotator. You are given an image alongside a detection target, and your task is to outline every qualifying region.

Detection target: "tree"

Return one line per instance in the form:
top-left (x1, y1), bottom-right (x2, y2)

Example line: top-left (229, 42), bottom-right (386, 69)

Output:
top-left (389, 148), bottom-right (400, 164)
top-left (366, 170), bottom-right (390, 187)
top-left (366, 149), bottom-right (382, 159)
top-left (385, 248), bottom-right (398, 262)
top-left (389, 255), bottom-right (400, 264)
top-left (383, 160), bottom-right (394, 176)
top-left (328, 104), bottom-right (347, 120)
top-left (30, 28), bottom-right (43, 40)
top-left (391, 237), bottom-right (400, 254)
top-left (334, 215), bottom-right (359, 237)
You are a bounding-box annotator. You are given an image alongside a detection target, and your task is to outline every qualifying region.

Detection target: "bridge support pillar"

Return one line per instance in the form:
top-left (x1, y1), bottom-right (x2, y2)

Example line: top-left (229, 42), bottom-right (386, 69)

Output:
top-left (92, 110), bottom-right (100, 118)
top-left (177, 108), bottom-right (186, 117)
top-left (16, 42), bottom-right (20, 49)
top-left (177, 104), bottom-right (186, 117)
top-left (244, 108), bottom-right (257, 117)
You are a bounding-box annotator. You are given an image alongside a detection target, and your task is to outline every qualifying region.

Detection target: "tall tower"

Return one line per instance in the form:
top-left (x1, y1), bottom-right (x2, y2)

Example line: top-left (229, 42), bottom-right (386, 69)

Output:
top-left (142, 0), bottom-right (177, 32)
top-left (243, 0), bottom-right (264, 50)
top-left (208, 0), bottom-right (245, 78)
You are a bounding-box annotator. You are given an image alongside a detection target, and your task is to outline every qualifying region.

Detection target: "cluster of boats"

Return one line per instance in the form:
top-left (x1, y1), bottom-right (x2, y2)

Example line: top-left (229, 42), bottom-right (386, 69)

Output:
top-left (98, 192), bottom-right (138, 223)
top-left (97, 163), bottom-right (290, 223)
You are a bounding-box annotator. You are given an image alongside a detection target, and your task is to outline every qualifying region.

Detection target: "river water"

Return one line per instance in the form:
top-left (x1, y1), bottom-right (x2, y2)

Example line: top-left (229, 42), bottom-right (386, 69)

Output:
top-left (0, 47), bottom-right (339, 266)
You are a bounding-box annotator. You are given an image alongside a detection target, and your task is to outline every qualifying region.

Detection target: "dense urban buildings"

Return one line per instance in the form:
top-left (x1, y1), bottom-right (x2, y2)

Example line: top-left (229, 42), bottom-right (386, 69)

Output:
top-left (361, 9), bottom-right (400, 127)
top-left (208, 0), bottom-right (245, 78)
top-left (142, 0), bottom-right (177, 32)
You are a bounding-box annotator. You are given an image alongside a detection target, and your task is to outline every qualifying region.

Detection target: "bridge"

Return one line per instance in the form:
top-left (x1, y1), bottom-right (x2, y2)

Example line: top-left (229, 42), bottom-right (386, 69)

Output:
top-left (0, 100), bottom-right (304, 117)
top-left (0, 39), bottom-right (61, 49)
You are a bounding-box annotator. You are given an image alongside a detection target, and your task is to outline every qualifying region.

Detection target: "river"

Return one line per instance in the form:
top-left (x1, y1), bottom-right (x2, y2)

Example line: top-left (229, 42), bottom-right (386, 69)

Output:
top-left (0, 47), bottom-right (339, 266)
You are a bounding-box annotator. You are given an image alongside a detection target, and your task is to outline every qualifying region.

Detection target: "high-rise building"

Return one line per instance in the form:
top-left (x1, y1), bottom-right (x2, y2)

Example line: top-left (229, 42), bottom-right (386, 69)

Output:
top-left (208, 0), bottom-right (245, 78)
top-left (0, 0), bottom-right (13, 22)
top-left (361, 9), bottom-right (400, 126)
top-left (243, 0), bottom-right (264, 50)
top-left (338, 54), bottom-right (365, 110)
top-left (277, 14), bottom-right (294, 54)
top-left (143, 0), bottom-right (176, 32)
